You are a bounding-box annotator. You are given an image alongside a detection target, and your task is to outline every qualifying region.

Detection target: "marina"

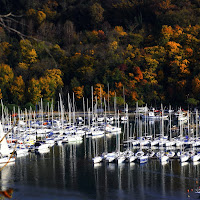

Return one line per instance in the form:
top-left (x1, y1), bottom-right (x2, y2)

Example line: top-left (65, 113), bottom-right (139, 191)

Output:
top-left (1, 100), bottom-right (200, 199)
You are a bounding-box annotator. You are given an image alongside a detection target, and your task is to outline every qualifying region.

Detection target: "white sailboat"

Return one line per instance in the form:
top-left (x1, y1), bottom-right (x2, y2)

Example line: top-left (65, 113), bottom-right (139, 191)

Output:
top-left (0, 122), bottom-right (15, 164)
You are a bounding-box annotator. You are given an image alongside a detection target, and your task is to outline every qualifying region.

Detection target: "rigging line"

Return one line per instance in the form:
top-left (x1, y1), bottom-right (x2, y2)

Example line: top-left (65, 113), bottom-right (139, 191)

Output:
top-left (0, 118), bottom-right (19, 170)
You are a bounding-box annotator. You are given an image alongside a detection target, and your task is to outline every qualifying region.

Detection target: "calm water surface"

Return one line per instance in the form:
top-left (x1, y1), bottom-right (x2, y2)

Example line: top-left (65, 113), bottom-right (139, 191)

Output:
top-left (1, 120), bottom-right (200, 199)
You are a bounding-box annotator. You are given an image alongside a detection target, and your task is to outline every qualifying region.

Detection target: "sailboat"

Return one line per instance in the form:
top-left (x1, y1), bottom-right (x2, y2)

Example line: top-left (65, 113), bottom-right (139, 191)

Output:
top-left (0, 122), bottom-right (15, 164)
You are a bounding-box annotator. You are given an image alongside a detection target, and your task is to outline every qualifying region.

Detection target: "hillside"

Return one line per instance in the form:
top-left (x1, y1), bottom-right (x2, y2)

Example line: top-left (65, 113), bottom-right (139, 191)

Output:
top-left (0, 0), bottom-right (200, 109)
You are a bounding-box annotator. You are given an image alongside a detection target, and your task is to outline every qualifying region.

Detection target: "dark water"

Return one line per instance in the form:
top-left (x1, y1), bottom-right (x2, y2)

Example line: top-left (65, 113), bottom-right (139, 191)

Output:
top-left (1, 121), bottom-right (200, 199)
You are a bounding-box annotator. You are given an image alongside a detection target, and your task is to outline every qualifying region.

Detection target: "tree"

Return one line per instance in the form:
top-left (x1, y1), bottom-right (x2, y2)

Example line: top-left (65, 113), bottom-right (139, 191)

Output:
top-left (20, 39), bottom-right (38, 64)
top-left (10, 76), bottom-right (25, 104)
top-left (39, 69), bottom-right (63, 101)
top-left (0, 64), bottom-right (14, 86)
top-left (28, 78), bottom-right (42, 105)
top-left (73, 86), bottom-right (84, 100)
top-left (90, 3), bottom-right (104, 25)
top-left (94, 83), bottom-right (106, 100)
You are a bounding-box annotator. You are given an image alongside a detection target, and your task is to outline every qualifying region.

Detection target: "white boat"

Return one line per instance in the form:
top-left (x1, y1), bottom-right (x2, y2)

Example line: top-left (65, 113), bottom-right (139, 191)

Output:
top-left (136, 151), bottom-right (148, 164)
top-left (105, 152), bottom-right (117, 163)
top-left (35, 143), bottom-right (50, 153)
top-left (191, 153), bottom-right (200, 162)
top-left (105, 124), bottom-right (121, 134)
top-left (92, 156), bottom-right (103, 164)
top-left (180, 153), bottom-right (190, 163)
top-left (121, 116), bottom-right (128, 121)
top-left (115, 153), bottom-right (126, 164)
top-left (125, 151), bottom-right (137, 162)
top-left (0, 122), bottom-right (15, 164)
top-left (67, 135), bottom-right (83, 143)
top-left (160, 155), bottom-right (169, 162)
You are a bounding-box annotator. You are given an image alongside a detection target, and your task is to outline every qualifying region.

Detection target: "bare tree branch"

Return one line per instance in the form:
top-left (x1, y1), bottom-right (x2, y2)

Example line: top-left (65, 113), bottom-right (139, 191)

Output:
top-left (0, 12), bottom-right (58, 68)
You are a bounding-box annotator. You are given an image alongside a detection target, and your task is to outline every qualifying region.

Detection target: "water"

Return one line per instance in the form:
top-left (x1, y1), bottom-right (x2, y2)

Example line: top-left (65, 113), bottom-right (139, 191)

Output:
top-left (1, 120), bottom-right (200, 199)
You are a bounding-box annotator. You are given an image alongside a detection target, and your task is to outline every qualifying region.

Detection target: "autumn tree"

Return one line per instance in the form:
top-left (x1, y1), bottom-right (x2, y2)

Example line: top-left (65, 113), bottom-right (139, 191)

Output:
top-left (10, 76), bottom-right (25, 104)
top-left (73, 86), bottom-right (84, 100)
top-left (94, 83), bottom-right (106, 100)
top-left (28, 78), bottom-right (42, 105)
top-left (40, 69), bottom-right (63, 101)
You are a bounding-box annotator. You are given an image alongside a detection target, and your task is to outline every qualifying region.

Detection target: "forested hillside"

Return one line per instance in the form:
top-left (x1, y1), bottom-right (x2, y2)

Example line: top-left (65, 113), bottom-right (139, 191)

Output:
top-left (0, 0), bottom-right (200, 109)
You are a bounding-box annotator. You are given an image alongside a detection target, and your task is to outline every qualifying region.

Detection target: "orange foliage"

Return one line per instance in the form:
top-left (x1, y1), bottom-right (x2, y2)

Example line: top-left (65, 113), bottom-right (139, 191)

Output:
top-left (134, 66), bottom-right (143, 82)
top-left (114, 26), bottom-right (127, 36)
top-left (174, 25), bottom-right (183, 36)
top-left (131, 91), bottom-right (138, 101)
top-left (92, 30), bottom-right (98, 36)
top-left (192, 76), bottom-right (200, 94)
top-left (115, 82), bottom-right (123, 89)
top-left (177, 80), bottom-right (186, 88)
top-left (73, 86), bottom-right (84, 99)
top-left (98, 30), bottom-right (105, 40)
top-left (161, 25), bottom-right (173, 39)
top-left (185, 48), bottom-right (193, 56)
top-left (159, 0), bottom-right (175, 10)
top-left (180, 63), bottom-right (190, 74)
top-left (93, 83), bottom-right (106, 100)
top-left (166, 41), bottom-right (182, 53)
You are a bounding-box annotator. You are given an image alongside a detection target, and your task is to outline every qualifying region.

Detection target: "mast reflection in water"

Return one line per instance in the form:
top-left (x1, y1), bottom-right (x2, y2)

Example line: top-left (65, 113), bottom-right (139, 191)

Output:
top-left (1, 133), bottom-right (200, 199)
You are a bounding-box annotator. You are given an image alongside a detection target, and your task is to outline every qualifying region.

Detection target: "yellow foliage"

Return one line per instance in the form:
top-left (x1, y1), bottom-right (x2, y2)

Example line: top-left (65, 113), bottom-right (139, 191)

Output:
top-left (114, 26), bottom-right (127, 36)
top-left (28, 78), bottom-right (42, 104)
top-left (10, 76), bottom-right (25, 103)
top-left (37, 11), bottom-right (46, 24)
top-left (43, 4), bottom-right (57, 19)
top-left (26, 9), bottom-right (36, 17)
top-left (126, 44), bottom-right (133, 51)
top-left (20, 39), bottom-right (38, 64)
top-left (27, 49), bottom-right (38, 63)
top-left (0, 42), bottom-right (11, 57)
top-left (18, 62), bottom-right (29, 70)
top-left (89, 49), bottom-right (95, 55)
top-left (129, 73), bottom-right (134, 77)
top-left (73, 86), bottom-right (84, 99)
top-left (145, 56), bottom-right (159, 68)
top-left (0, 64), bottom-right (14, 85)
top-left (109, 41), bottom-right (118, 51)
top-left (45, 69), bottom-right (63, 88)
top-left (143, 69), bottom-right (158, 85)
